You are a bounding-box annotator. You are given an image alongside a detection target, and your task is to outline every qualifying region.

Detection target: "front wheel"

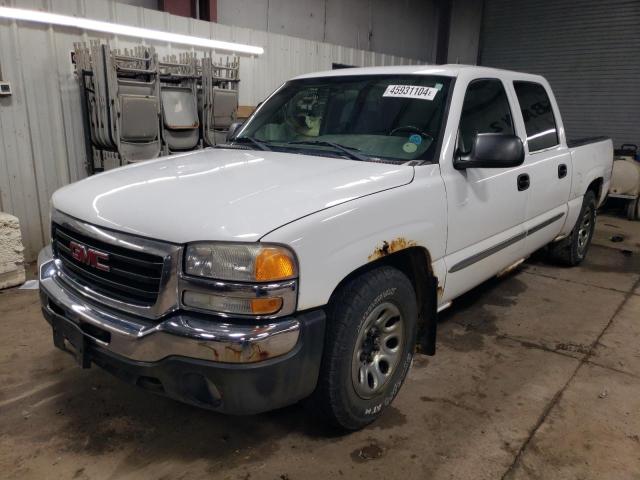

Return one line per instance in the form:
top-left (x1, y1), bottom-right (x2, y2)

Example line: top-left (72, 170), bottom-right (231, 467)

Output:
top-left (548, 190), bottom-right (597, 266)
top-left (314, 266), bottom-right (418, 431)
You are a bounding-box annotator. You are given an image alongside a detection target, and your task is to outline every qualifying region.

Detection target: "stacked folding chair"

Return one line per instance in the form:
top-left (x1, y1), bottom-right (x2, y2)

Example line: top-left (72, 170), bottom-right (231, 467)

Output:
top-left (113, 47), bottom-right (162, 163)
top-left (159, 53), bottom-right (200, 154)
top-left (74, 42), bottom-right (162, 171)
top-left (74, 42), bottom-right (115, 171)
top-left (74, 43), bottom-right (241, 172)
top-left (200, 55), bottom-right (240, 146)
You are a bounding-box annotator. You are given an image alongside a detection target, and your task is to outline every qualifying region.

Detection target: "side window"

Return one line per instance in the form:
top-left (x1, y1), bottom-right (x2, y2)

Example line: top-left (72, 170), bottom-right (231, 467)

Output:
top-left (513, 81), bottom-right (559, 152)
top-left (458, 79), bottom-right (514, 154)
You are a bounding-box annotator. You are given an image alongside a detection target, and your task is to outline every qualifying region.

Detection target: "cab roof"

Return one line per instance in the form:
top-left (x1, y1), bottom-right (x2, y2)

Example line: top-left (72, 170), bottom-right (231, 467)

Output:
top-left (292, 64), bottom-right (545, 83)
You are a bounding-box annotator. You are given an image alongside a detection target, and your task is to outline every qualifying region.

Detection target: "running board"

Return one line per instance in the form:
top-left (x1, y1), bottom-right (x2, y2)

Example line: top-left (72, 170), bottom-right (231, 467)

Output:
top-left (437, 301), bottom-right (452, 313)
top-left (496, 258), bottom-right (526, 277)
top-left (553, 233), bottom-right (569, 242)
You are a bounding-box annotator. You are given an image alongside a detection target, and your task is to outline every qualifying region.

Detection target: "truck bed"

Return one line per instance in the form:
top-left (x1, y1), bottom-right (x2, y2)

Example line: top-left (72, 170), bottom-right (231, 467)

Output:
top-left (567, 136), bottom-right (610, 148)
top-left (568, 137), bottom-right (613, 206)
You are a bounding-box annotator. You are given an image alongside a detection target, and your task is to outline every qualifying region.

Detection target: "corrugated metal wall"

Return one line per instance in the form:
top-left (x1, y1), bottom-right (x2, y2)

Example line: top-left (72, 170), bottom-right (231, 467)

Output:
top-left (0, 0), bottom-right (421, 261)
top-left (480, 0), bottom-right (640, 147)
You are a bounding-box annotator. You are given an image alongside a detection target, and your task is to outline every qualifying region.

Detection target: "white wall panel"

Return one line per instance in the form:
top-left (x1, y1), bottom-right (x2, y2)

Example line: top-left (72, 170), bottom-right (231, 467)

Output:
top-left (0, 0), bottom-right (421, 261)
top-left (324, 0), bottom-right (370, 50)
top-left (216, 0), bottom-right (437, 61)
top-left (267, 0), bottom-right (325, 42)
top-left (217, 0), bottom-right (268, 32)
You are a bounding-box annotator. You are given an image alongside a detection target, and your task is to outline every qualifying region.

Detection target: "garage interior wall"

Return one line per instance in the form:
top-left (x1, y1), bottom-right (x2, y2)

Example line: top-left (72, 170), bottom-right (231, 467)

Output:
top-left (0, 0), bottom-right (422, 262)
top-left (446, 0), bottom-right (482, 64)
top-left (217, 0), bottom-right (439, 62)
top-left (480, 0), bottom-right (640, 148)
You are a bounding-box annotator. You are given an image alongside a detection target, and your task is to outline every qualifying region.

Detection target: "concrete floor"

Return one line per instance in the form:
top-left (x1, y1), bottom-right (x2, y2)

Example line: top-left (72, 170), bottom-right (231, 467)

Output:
top-left (1, 213), bottom-right (639, 480)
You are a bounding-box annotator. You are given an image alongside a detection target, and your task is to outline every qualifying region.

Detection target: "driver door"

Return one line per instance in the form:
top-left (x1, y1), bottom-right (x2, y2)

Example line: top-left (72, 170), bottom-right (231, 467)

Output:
top-left (440, 78), bottom-right (529, 302)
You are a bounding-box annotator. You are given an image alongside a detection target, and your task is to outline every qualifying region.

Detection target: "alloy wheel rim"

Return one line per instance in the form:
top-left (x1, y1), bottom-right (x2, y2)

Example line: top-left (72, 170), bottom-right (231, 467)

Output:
top-left (351, 302), bottom-right (405, 399)
top-left (577, 205), bottom-right (593, 256)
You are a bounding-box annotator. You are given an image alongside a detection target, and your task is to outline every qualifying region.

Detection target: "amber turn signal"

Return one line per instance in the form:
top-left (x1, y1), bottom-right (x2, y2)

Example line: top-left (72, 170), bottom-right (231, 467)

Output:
top-left (250, 297), bottom-right (283, 314)
top-left (255, 247), bottom-right (297, 281)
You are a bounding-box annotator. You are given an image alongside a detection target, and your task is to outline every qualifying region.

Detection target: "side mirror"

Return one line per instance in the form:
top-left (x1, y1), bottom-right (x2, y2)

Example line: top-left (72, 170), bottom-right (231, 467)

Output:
top-left (454, 133), bottom-right (524, 170)
top-left (226, 121), bottom-right (244, 142)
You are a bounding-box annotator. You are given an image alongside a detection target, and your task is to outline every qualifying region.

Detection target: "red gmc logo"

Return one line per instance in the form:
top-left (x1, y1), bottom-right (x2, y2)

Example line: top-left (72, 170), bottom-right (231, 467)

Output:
top-left (69, 241), bottom-right (110, 272)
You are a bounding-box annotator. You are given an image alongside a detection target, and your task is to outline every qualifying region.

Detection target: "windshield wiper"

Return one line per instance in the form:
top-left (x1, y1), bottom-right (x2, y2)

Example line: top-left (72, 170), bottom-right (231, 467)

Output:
top-left (232, 136), bottom-right (272, 151)
top-left (285, 140), bottom-right (369, 161)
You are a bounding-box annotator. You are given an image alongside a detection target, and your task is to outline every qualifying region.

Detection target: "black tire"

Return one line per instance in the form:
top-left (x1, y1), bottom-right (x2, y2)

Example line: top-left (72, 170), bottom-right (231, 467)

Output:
top-left (627, 198), bottom-right (640, 221)
top-left (548, 190), bottom-right (597, 266)
top-left (314, 266), bottom-right (418, 431)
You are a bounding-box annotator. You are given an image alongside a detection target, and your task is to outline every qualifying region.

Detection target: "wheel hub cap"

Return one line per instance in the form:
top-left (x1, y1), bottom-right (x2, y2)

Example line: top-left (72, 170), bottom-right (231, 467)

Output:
top-left (351, 302), bottom-right (405, 399)
top-left (577, 205), bottom-right (593, 256)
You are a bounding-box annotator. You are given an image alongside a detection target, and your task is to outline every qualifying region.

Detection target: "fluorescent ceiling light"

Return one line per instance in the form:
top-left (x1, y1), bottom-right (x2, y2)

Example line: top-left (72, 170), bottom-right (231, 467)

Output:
top-left (0, 6), bottom-right (264, 55)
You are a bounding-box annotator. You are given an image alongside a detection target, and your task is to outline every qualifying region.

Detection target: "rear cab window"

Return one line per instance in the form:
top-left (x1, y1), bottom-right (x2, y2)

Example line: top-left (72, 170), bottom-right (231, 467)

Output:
top-left (513, 81), bottom-right (559, 152)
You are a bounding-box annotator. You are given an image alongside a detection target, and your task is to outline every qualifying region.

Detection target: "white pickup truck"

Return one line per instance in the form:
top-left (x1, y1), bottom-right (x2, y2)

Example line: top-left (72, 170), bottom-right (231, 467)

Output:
top-left (39, 65), bottom-right (612, 430)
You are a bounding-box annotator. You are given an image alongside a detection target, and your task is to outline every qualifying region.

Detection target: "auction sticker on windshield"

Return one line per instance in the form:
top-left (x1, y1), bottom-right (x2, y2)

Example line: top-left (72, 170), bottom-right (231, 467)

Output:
top-left (383, 85), bottom-right (438, 101)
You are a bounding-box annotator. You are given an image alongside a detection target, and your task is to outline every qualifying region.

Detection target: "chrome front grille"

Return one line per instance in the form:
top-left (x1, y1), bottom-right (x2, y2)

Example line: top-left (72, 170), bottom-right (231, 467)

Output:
top-left (53, 223), bottom-right (164, 306)
top-left (50, 210), bottom-right (182, 319)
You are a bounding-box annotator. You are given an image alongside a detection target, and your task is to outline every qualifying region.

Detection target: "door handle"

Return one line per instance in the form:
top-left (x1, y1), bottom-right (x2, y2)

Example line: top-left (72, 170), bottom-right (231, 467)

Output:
top-left (517, 173), bottom-right (530, 191)
top-left (558, 164), bottom-right (567, 178)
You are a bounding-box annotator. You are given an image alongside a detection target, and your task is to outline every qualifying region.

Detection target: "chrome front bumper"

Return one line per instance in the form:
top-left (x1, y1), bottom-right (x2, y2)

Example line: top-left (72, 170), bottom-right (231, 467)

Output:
top-left (38, 245), bottom-right (301, 364)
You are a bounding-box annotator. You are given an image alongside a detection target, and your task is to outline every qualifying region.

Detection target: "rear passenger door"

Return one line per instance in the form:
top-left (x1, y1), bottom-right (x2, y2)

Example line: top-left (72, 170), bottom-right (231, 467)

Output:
top-left (511, 81), bottom-right (572, 252)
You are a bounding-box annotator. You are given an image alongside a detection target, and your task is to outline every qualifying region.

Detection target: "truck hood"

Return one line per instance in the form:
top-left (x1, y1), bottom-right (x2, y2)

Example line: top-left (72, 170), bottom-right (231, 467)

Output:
top-left (52, 148), bottom-right (414, 243)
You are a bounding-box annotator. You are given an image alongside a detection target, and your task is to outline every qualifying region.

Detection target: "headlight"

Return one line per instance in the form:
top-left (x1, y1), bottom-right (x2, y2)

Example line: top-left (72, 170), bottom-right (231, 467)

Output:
top-left (182, 242), bottom-right (298, 318)
top-left (184, 243), bottom-right (297, 282)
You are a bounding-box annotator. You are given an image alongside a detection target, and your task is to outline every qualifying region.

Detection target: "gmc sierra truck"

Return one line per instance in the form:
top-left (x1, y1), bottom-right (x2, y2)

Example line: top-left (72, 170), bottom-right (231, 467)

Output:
top-left (39, 65), bottom-right (613, 430)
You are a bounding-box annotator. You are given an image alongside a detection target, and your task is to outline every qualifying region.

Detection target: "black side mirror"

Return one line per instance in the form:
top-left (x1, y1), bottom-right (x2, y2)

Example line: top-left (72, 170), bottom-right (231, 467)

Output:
top-left (454, 133), bottom-right (524, 170)
top-left (227, 121), bottom-right (244, 142)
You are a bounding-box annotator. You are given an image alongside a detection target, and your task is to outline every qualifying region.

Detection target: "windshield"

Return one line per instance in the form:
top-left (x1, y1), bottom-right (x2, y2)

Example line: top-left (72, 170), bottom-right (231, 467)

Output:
top-left (234, 75), bottom-right (452, 162)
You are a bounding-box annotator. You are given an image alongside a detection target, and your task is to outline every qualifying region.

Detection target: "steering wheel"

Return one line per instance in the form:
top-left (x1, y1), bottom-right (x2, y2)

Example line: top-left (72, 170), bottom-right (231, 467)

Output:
top-left (388, 125), bottom-right (434, 142)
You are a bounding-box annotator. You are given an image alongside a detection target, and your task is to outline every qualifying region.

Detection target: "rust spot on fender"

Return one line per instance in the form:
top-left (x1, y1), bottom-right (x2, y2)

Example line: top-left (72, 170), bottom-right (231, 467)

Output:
top-left (368, 238), bottom-right (417, 261)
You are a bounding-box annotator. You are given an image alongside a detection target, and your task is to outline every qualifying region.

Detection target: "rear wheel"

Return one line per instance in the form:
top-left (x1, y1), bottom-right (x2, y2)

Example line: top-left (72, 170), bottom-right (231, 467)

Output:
top-left (627, 198), bottom-right (640, 221)
top-left (314, 266), bottom-right (418, 431)
top-left (548, 190), bottom-right (597, 266)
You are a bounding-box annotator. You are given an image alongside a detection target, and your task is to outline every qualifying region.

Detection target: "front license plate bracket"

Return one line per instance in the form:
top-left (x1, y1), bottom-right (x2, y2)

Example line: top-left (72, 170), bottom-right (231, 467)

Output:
top-left (52, 317), bottom-right (91, 369)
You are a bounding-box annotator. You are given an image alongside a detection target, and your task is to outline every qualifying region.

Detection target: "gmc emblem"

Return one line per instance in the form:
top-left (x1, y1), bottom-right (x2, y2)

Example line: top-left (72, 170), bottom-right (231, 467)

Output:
top-left (69, 241), bottom-right (110, 272)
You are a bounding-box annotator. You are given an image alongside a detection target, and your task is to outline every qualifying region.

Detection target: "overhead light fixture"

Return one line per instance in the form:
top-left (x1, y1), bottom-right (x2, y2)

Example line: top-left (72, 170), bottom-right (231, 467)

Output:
top-left (0, 6), bottom-right (264, 55)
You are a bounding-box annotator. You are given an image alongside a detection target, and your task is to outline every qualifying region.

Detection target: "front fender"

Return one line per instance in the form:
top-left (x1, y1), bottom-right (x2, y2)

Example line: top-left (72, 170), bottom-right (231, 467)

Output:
top-left (261, 165), bottom-right (448, 310)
